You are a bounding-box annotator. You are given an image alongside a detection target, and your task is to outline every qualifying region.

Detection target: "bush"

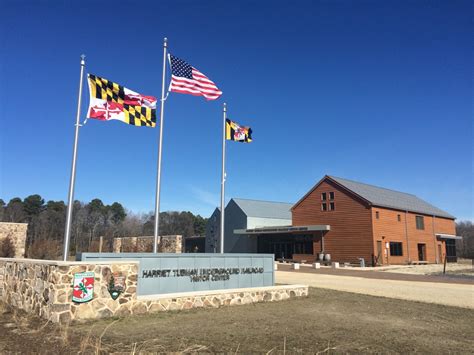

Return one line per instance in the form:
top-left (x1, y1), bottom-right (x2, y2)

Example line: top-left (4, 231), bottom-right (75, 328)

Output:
top-left (27, 239), bottom-right (61, 260)
top-left (0, 236), bottom-right (16, 258)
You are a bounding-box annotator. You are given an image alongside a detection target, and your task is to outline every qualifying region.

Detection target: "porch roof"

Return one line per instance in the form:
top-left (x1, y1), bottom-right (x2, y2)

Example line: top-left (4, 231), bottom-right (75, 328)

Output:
top-left (436, 233), bottom-right (462, 240)
top-left (234, 225), bottom-right (330, 235)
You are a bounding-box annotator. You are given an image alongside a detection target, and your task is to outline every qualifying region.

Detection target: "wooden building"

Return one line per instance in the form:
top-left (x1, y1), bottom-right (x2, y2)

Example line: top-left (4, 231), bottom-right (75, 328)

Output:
top-left (292, 175), bottom-right (458, 265)
top-left (222, 175), bottom-right (459, 265)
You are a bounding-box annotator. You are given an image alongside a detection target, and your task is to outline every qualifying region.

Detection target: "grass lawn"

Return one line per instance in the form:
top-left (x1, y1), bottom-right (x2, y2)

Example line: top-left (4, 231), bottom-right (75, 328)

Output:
top-left (1, 287), bottom-right (473, 353)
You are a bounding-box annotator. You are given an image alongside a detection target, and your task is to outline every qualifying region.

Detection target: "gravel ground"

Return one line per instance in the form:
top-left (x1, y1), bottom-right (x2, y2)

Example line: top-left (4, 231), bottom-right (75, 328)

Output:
top-left (382, 262), bottom-right (473, 276)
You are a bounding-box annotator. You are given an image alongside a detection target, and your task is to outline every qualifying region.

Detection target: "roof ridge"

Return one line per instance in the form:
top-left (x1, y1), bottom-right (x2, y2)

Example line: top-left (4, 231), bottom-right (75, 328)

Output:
top-left (328, 175), bottom-right (418, 197)
top-left (231, 197), bottom-right (293, 205)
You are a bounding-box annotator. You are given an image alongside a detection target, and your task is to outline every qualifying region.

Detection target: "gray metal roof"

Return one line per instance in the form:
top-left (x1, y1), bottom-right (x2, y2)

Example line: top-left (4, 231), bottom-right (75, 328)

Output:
top-left (231, 198), bottom-right (293, 220)
top-left (234, 225), bottom-right (330, 235)
top-left (329, 176), bottom-right (455, 219)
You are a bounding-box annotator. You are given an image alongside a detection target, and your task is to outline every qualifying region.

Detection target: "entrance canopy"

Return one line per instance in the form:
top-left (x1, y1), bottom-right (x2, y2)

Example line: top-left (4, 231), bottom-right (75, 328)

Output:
top-left (234, 225), bottom-right (330, 235)
top-left (436, 233), bottom-right (462, 240)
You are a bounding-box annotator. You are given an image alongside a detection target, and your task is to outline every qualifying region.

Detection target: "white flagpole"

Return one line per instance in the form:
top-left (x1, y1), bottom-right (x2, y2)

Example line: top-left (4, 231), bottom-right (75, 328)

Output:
top-left (63, 54), bottom-right (86, 261)
top-left (220, 102), bottom-right (227, 254)
top-left (153, 37), bottom-right (168, 253)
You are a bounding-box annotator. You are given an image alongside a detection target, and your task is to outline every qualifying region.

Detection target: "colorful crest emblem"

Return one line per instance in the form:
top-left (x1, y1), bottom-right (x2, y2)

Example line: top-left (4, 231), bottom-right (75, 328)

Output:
top-left (72, 272), bottom-right (94, 303)
top-left (108, 272), bottom-right (126, 300)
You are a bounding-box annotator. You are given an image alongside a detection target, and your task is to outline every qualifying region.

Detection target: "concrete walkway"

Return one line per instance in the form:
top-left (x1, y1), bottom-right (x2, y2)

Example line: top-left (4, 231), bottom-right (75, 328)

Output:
top-left (277, 271), bottom-right (474, 309)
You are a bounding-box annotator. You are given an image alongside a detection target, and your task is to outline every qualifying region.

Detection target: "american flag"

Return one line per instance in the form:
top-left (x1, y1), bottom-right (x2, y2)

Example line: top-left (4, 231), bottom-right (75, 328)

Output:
top-left (168, 54), bottom-right (222, 101)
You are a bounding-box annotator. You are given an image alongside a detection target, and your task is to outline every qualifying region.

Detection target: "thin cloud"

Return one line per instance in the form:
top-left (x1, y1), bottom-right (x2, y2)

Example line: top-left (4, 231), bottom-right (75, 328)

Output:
top-left (189, 186), bottom-right (219, 207)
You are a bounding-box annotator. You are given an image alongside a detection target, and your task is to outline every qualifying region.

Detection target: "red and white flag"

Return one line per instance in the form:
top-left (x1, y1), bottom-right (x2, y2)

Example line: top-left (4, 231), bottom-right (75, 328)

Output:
top-left (168, 54), bottom-right (222, 101)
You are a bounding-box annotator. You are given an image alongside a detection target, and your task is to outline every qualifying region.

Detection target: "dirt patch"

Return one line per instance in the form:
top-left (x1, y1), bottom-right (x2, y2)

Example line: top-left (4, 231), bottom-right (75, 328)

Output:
top-left (1, 288), bottom-right (473, 353)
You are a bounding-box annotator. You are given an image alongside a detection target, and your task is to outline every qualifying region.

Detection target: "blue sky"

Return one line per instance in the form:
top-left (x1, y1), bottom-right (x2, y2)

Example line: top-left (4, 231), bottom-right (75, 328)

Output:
top-left (1, 0), bottom-right (472, 220)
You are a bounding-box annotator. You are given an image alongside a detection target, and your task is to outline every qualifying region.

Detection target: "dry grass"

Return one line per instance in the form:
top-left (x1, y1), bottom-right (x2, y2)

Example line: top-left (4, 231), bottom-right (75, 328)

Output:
top-left (1, 288), bottom-right (474, 353)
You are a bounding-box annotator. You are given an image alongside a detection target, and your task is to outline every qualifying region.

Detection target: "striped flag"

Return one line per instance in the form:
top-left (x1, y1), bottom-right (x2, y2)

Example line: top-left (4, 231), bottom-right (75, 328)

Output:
top-left (168, 54), bottom-right (222, 101)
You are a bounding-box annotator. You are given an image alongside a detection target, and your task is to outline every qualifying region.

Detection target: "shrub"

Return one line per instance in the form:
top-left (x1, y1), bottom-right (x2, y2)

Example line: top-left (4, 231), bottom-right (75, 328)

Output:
top-left (0, 236), bottom-right (16, 258)
top-left (27, 239), bottom-right (61, 260)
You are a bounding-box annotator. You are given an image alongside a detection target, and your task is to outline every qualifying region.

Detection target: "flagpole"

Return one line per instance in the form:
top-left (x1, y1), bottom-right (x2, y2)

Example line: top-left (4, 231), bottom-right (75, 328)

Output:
top-left (153, 37), bottom-right (168, 253)
top-left (220, 102), bottom-right (227, 254)
top-left (63, 54), bottom-right (86, 261)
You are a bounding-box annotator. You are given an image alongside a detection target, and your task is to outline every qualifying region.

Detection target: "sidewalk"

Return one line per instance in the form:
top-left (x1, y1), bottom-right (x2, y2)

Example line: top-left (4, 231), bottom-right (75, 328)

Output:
top-left (276, 270), bottom-right (474, 309)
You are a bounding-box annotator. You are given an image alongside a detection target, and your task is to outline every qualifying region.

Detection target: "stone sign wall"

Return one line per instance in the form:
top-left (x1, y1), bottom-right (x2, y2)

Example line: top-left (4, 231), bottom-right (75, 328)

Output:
top-left (113, 235), bottom-right (182, 253)
top-left (0, 222), bottom-right (27, 258)
top-left (80, 253), bottom-right (275, 296)
top-left (0, 257), bottom-right (307, 324)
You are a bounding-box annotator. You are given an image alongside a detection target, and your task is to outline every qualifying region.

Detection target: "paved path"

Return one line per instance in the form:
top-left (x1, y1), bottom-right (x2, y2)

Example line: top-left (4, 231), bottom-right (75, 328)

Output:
top-left (276, 270), bottom-right (474, 309)
top-left (277, 263), bottom-right (473, 285)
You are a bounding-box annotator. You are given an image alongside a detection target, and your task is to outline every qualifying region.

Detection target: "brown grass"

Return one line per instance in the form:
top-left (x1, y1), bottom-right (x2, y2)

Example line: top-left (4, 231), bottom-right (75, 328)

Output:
top-left (1, 288), bottom-right (473, 353)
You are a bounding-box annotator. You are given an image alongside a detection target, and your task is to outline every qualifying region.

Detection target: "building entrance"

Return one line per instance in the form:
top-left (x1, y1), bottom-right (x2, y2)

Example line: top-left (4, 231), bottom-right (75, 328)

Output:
top-left (257, 234), bottom-right (315, 260)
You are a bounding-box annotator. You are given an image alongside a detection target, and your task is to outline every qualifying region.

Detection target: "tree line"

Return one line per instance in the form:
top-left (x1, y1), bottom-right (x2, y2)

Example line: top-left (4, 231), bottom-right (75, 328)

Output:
top-left (0, 195), bottom-right (207, 259)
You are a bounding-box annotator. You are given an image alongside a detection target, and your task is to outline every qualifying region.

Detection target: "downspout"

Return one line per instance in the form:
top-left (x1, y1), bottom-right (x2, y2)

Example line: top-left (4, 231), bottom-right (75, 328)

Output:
top-left (405, 211), bottom-right (410, 264)
top-left (432, 215), bottom-right (438, 264)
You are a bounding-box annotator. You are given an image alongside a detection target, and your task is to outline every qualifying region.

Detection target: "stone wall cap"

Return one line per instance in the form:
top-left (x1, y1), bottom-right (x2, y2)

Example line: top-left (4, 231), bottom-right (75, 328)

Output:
top-left (0, 222), bottom-right (28, 225)
top-left (137, 284), bottom-right (308, 301)
top-left (0, 257), bottom-right (139, 266)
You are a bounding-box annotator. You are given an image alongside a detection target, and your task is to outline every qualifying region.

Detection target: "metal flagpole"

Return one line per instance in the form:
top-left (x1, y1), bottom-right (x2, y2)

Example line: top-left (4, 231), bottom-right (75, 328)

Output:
top-left (153, 37), bottom-right (168, 253)
top-left (220, 103), bottom-right (227, 254)
top-left (63, 54), bottom-right (86, 261)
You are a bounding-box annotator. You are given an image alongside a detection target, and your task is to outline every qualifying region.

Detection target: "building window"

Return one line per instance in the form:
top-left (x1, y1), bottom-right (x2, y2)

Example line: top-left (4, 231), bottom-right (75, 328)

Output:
top-left (390, 242), bottom-right (403, 256)
top-left (329, 202), bottom-right (335, 211)
top-left (397, 214), bottom-right (401, 222)
top-left (329, 192), bottom-right (335, 200)
top-left (416, 216), bottom-right (425, 230)
top-left (321, 202), bottom-right (327, 211)
top-left (376, 211), bottom-right (379, 219)
top-left (321, 192), bottom-right (327, 201)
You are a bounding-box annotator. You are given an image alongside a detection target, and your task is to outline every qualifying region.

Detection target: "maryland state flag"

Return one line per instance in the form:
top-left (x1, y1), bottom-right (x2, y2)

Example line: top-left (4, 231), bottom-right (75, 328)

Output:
top-left (87, 74), bottom-right (157, 127)
top-left (226, 119), bottom-right (252, 143)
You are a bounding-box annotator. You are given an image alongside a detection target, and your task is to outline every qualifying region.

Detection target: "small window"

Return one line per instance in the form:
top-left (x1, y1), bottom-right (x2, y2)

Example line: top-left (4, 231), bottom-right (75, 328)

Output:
top-left (329, 202), bottom-right (335, 211)
top-left (397, 214), bottom-right (401, 222)
top-left (321, 203), bottom-right (327, 211)
top-left (390, 242), bottom-right (403, 256)
top-left (416, 216), bottom-right (425, 230)
top-left (376, 211), bottom-right (379, 219)
top-left (329, 192), bottom-right (335, 200)
top-left (321, 193), bottom-right (327, 201)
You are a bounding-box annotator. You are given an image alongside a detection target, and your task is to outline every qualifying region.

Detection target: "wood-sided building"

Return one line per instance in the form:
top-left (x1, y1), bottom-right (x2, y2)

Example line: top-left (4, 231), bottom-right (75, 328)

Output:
top-left (291, 175), bottom-right (458, 265)
top-left (223, 175), bottom-right (459, 265)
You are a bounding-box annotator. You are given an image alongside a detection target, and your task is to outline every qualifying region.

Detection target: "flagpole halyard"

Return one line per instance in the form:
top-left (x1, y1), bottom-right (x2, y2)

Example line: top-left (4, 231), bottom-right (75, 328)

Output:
top-left (63, 54), bottom-right (86, 261)
top-left (220, 102), bottom-right (227, 254)
top-left (153, 37), bottom-right (168, 253)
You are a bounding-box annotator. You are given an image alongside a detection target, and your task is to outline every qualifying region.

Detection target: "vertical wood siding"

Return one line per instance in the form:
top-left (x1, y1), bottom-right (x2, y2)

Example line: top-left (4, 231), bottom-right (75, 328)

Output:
top-left (292, 179), bottom-right (374, 263)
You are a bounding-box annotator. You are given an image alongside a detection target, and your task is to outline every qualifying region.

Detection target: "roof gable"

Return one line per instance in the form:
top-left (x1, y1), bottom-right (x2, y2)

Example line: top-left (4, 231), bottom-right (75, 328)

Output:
top-left (231, 198), bottom-right (293, 220)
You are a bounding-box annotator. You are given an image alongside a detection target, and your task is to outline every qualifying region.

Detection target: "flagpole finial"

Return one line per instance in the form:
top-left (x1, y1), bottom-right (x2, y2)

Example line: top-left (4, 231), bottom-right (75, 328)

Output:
top-left (80, 54), bottom-right (86, 66)
top-left (163, 37), bottom-right (168, 47)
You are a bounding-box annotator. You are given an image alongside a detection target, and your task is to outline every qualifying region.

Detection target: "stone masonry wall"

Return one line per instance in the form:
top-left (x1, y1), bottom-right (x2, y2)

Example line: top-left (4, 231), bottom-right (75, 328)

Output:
top-left (113, 235), bottom-right (182, 253)
top-left (0, 223), bottom-right (27, 258)
top-left (0, 258), bottom-right (307, 324)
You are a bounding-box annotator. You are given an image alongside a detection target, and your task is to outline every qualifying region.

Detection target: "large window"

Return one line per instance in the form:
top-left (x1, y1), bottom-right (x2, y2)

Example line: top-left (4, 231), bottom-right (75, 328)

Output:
top-left (321, 192), bottom-right (327, 201)
top-left (321, 203), bottom-right (327, 211)
top-left (329, 192), bottom-right (335, 200)
top-left (329, 202), bottom-right (335, 211)
top-left (416, 216), bottom-right (425, 230)
top-left (390, 242), bottom-right (403, 256)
